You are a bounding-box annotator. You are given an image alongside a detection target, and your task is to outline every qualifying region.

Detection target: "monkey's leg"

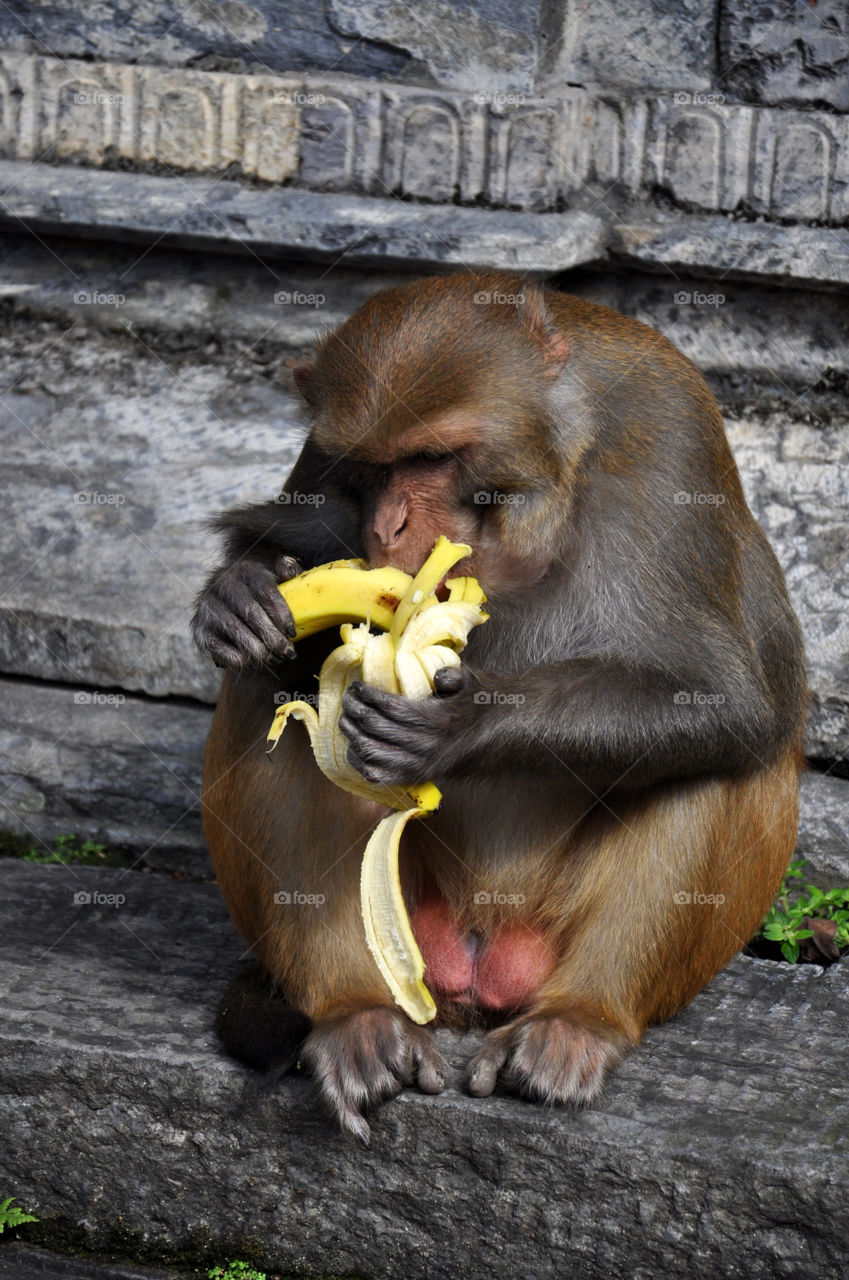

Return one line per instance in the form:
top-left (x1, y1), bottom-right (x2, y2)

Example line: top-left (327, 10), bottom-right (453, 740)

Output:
top-left (467, 749), bottom-right (800, 1104)
top-left (203, 674), bottom-right (447, 1142)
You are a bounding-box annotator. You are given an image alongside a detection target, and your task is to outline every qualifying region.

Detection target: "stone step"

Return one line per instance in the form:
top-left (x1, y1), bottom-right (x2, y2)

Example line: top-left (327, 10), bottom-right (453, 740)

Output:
top-left (0, 860), bottom-right (847, 1279)
top-left (0, 1244), bottom-right (187, 1280)
top-left (0, 231), bottom-right (415, 348)
top-left (611, 215), bottom-right (849, 290)
top-left (4, 233), bottom-right (847, 391)
top-left (0, 678), bottom-right (212, 879)
top-left (2, 676), bottom-right (848, 886)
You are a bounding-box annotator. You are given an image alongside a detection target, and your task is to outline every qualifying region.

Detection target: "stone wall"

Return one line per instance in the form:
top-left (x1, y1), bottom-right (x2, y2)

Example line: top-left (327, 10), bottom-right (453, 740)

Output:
top-left (0, 3), bottom-right (846, 281)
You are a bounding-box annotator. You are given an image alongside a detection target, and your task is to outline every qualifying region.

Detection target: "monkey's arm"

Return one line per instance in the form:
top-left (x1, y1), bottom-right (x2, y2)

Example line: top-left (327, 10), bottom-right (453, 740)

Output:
top-left (340, 640), bottom-right (801, 794)
top-left (192, 438), bottom-right (362, 669)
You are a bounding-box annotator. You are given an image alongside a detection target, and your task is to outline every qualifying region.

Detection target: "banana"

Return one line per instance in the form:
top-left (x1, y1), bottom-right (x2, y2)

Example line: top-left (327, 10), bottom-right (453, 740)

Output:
top-left (278, 561), bottom-right (413, 641)
top-left (266, 539), bottom-right (487, 1023)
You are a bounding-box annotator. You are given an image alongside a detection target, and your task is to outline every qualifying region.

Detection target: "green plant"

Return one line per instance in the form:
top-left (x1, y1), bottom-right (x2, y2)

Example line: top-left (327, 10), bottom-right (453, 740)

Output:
top-left (208, 1262), bottom-right (267, 1280)
top-left (759, 859), bottom-right (849, 962)
top-left (0, 1196), bottom-right (38, 1234)
top-left (0, 830), bottom-right (133, 868)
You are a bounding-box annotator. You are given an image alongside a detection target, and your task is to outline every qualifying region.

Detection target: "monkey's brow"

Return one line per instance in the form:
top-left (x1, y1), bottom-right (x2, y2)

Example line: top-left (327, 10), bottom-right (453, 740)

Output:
top-left (336, 447), bottom-right (461, 473)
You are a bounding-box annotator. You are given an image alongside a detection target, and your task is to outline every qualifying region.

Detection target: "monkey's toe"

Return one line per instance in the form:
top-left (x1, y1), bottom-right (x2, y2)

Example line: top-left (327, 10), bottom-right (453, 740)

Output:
top-left (302, 1007), bottom-right (448, 1143)
top-left (466, 1014), bottom-right (626, 1106)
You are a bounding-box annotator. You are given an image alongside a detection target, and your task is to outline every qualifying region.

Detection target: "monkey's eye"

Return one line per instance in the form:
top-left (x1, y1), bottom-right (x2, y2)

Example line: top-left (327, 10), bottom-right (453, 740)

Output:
top-left (338, 460), bottom-right (378, 493)
top-left (404, 450), bottom-right (456, 467)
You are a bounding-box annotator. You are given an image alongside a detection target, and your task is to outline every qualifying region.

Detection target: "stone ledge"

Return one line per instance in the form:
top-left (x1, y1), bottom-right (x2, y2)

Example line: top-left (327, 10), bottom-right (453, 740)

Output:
top-left (2, 156), bottom-right (847, 289)
top-left (0, 1245), bottom-right (180, 1280)
top-left (0, 162), bottom-right (607, 274)
top-left (611, 216), bottom-right (849, 290)
top-left (0, 861), bottom-right (847, 1279)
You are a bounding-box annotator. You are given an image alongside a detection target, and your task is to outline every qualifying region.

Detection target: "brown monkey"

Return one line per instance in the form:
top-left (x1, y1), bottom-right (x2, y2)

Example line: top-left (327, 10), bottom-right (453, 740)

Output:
top-left (194, 272), bottom-right (807, 1142)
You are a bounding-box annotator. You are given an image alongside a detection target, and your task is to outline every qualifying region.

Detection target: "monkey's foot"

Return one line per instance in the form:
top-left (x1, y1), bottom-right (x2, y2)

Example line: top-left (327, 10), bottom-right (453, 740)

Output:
top-left (302, 1007), bottom-right (448, 1144)
top-left (465, 1013), bottom-right (627, 1106)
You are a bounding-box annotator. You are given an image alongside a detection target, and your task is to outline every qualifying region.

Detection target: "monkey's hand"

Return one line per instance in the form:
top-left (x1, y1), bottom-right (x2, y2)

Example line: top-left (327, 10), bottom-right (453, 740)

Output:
top-left (191, 554), bottom-right (301, 668)
top-left (339, 666), bottom-right (477, 787)
top-left (465, 1011), bottom-right (628, 1106)
top-left (302, 1007), bottom-right (448, 1144)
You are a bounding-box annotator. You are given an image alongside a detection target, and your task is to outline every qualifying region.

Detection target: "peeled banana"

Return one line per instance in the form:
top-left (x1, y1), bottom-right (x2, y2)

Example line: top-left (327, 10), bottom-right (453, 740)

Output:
top-left (267, 537), bottom-right (488, 1023)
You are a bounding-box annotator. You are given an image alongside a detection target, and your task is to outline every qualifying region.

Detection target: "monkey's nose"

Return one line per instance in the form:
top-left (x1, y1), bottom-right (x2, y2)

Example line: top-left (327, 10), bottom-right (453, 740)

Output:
top-left (373, 498), bottom-right (409, 549)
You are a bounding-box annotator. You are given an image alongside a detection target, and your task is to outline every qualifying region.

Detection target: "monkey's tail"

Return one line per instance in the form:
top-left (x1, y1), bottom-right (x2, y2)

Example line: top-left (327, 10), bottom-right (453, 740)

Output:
top-left (215, 963), bottom-right (312, 1072)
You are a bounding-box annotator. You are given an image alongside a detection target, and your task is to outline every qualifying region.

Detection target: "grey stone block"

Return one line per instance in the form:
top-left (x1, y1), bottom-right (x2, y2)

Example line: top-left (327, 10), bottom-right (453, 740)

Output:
top-left (566, 269), bottom-right (849, 390)
top-left (0, 677), bottom-right (212, 877)
top-left (542, 0), bottom-right (716, 93)
top-left (726, 413), bottom-right (849, 765)
top-left (0, 860), bottom-right (847, 1278)
top-left (720, 0), bottom-right (849, 112)
top-left (611, 215), bottom-right (849, 289)
top-left (642, 98), bottom-right (849, 224)
top-left (797, 770), bottom-right (849, 886)
top-left (327, 0), bottom-right (539, 92)
top-left (0, 305), bottom-right (305, 701)
top-left (0, 0), bottom-right (409, 81)
top-left (0, 230), bottom-right (413, 347)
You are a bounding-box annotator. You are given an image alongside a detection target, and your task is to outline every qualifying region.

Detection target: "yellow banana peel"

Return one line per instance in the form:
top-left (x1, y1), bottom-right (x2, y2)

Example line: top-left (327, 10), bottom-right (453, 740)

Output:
top-left (266, 536), bottom-right (488, 1023)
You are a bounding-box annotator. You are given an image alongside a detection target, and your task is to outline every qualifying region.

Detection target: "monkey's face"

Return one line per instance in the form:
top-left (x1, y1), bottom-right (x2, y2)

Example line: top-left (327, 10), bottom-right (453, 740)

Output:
top-left (327, 432), bottom-right (557, 596)
top-left (293, 272), bottom-right (572, 593)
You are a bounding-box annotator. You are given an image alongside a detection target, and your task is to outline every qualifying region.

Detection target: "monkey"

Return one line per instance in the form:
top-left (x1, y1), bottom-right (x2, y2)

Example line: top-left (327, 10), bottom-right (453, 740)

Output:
top-left (193, 271), bottom-right (807, 1143)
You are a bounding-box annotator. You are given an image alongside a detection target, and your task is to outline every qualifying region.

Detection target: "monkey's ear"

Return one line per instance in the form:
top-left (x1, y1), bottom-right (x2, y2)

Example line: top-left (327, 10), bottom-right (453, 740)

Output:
top-left (520, 288), bottom-right (570, 380)
top-left (288, 360), bottom-right (317, 402)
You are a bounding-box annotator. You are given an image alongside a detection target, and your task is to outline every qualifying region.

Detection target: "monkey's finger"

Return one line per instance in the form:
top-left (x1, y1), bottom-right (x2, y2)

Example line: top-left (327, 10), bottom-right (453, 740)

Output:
top-left (303, 1036), bottom-right (376, 1146)
top-left (205, 636), bottom-right (247, 670)
top-left (342, 722), bottom-right (427, 772)
top-left (195, 595), bottom-right (285, 666)
top-left (232, 574), bottom-right (298, 647)
top-left (345, 744), bottom-right (424, 789)
top-left (465, 1028), bottom-right (513, 1097)
top-left (324, 1077), bottom-right (373, 1147)
top-left (274, 554), bottom-right (302, 584)
top-left (251, 563), bottom-right (298, 638)
top-left (254, 581), bottom-right (298, 642)
top-left (344, 682), bottom-right (429, 726)
top-left (218, 580), bottom-right (297, 659)
top-left (338, 705), bottom-right (421, 750)
top-left (433, 666), bottom-right (471, 696)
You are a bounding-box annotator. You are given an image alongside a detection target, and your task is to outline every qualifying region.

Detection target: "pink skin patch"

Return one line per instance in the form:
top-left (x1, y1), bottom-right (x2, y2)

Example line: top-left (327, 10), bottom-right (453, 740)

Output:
top-left (411, 896), bottom-right (555, 1012)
